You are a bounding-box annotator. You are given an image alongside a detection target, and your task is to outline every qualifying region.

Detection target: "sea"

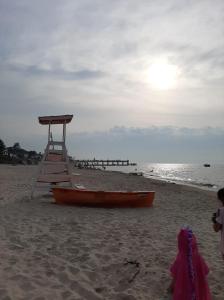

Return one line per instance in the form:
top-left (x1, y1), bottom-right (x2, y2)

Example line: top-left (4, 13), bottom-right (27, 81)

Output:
top-left (107, 163), bottom-right (224, 192)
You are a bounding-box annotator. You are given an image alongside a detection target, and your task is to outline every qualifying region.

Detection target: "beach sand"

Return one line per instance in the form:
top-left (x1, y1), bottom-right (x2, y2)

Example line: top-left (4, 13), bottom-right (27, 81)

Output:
top-left (0, 164), bottom-right (223, 300)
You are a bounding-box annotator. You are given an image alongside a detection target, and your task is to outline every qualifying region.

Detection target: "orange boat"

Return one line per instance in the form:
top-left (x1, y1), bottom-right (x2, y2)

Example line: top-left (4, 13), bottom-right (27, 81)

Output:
top-left (52, 187), bottom-right (155, 207)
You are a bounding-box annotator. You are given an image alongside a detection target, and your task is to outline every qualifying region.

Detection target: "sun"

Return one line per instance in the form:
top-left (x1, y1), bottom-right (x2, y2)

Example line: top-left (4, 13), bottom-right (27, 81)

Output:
top-left (148, 59), bottom-right (180, 90)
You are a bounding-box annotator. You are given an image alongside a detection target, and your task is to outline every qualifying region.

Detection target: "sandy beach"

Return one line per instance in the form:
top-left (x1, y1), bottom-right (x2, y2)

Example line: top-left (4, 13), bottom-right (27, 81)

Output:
top-left (0, 164), bottom-right (223, 300)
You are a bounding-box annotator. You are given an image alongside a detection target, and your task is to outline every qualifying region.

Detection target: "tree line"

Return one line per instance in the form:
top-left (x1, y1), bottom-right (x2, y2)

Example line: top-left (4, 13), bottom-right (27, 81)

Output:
top-left (0, 139), bottom-right (42, 165)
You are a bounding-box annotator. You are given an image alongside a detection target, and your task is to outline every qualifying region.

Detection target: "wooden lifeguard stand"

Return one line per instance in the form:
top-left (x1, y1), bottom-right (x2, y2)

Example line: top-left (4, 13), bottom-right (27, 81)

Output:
top-left (31, 114), bottom-right (74, 198)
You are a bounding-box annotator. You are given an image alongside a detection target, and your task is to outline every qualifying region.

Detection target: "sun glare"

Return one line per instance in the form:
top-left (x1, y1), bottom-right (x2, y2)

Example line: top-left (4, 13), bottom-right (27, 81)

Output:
top-left (148, 59), bottom-right (179, 90)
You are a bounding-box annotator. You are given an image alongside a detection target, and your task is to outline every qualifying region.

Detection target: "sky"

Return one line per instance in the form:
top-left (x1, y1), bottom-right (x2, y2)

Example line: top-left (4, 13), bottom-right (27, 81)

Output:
top-left (0, 0), bottom-right (224, 163)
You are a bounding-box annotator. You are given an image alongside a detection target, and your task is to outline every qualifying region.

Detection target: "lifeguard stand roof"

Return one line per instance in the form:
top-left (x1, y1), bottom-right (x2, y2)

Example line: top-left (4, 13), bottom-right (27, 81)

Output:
top-left (38, 115), bottom-right (73, 125)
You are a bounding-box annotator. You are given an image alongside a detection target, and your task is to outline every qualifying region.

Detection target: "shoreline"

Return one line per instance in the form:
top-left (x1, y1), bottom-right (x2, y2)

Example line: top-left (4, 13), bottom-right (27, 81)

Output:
top-left (101, 166), bottom-right (218, 194)
top-left (143, 174), bottom-right (218, 193)
top-left (104, 162), bottom-right (221, 193)
top-left (0, 164), bottom-right (223, 299)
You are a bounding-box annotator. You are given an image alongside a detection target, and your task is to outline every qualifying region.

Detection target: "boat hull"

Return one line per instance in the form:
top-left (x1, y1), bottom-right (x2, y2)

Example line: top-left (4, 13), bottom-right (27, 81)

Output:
top-left (52, 188), bottom-right (155, 207)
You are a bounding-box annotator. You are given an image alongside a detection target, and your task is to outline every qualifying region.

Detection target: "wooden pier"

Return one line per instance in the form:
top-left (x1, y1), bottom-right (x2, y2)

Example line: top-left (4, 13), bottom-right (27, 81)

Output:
top-left (74, 159), bottom-right (137, 168)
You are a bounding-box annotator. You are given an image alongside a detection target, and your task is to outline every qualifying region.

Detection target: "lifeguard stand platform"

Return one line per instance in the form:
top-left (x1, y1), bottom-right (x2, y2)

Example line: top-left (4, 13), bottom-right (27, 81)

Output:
top-left (31, 114), bottom-right (74, 198)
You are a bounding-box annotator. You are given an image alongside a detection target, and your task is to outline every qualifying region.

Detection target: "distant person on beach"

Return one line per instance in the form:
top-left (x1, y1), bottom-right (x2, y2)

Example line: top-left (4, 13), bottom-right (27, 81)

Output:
top-left (212, 188), bottom-right (224, 259)
top-left (168, 227), bottom-right (211, 300)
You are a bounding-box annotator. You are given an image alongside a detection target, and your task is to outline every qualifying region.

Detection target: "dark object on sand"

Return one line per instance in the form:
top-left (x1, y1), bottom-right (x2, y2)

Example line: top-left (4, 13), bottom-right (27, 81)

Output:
top-left (129, 172), bottom-right (143, 176)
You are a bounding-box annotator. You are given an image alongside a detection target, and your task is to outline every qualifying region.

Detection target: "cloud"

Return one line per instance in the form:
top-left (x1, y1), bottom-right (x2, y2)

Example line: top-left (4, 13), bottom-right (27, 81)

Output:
top-left (2, 63), bottom-right (105, 81)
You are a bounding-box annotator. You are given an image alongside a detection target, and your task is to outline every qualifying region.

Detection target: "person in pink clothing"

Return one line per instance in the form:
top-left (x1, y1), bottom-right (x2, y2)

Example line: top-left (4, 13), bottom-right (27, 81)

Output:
top-left (168, 227), bottom-right (211, 300)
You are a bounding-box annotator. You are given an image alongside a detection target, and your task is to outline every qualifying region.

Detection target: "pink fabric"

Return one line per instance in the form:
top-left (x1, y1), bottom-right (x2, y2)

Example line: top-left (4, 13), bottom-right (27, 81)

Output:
top-left (170, 229), bottom-right (211, 300)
